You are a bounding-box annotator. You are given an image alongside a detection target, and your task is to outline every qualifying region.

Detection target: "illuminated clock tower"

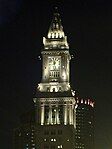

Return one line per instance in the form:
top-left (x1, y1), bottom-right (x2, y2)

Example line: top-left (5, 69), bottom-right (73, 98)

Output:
top-left (33, 8), bottom-right (76, 149)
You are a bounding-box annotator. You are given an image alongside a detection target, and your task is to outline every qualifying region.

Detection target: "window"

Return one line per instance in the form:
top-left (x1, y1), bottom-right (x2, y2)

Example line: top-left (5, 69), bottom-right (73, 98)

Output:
top-left (51, 139), bottom-right (56, 142)
top-left (44, 138), bottom-right (47, 141)
top-left (51, 130), bottom-right (56, 135)
top-left (45, 106), bottom-right (49, 124)
top-left (58, 145), bottom-right (63, 148)
top-left (53, 88), bottom-right (55, 92)
top-left (58, 130), bottom-right (62, 135)
top-left (47, 87), bottom-right (50, 92)
top-left (51, 145), bottom-right (55, 149)
top-left (59, 87), bottom-right (61, 91)
top-left (54, 33), bottom-right (56, 38)
top-left (44, 130), bottom-right (49, 135)
top-left (44, 145), bottom-right (49, 149)
top-left (58, 105), bottom-right (63, 124)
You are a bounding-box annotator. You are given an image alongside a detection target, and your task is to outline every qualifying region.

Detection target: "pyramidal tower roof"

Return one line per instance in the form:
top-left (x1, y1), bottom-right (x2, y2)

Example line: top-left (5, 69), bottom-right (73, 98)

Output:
top-left (43, 7), bottom-right (69, 50)
top-left (47, 7), bottom-right (65, 39)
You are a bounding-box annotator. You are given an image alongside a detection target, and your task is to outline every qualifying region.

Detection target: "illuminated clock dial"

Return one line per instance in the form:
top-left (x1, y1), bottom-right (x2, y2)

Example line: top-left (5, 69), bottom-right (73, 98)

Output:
top-left (49, 57), bottom-right (60, 71)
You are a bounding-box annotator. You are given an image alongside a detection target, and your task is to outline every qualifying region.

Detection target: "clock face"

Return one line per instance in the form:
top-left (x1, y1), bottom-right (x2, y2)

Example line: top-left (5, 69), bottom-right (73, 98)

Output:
top-left (49, 57), bottom-right (60, 71)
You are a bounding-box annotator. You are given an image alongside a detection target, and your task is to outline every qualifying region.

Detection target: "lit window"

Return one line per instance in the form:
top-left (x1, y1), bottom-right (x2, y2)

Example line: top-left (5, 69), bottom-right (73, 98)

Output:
top-left (44, 130), bottom-right (49, 135)
top-left (32, 129), bottom-right (35, 132)
top-left (58, 130), bottom-right (62, 135)
top-left (44, 145), bottom-right (49, 149)
top-left (51, 130), bottom-right (56, 135)
top-left (51, 145), bottom-right (55, 149)
top-left (58, 145), bottom-right (63, 148)
top-left (51, 138), bottom-right (56, 142)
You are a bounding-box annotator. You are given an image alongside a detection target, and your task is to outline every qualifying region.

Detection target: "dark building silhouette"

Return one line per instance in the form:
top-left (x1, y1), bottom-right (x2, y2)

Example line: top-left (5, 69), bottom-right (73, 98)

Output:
top-left (13, 109), bottom-right (36, 149)
top-left (75, 98), bottom-right (95, 149)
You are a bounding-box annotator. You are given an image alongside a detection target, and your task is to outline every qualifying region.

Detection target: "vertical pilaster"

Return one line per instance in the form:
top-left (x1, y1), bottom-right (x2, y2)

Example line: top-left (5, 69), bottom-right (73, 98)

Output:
top-left (64, 104), bottom-right (67, 125)
top-left (41, 104), bottom-right (44, 125)
top-left (69, 104), bottom-right (72, 124)
top-left (54, 104), bottom-right (57, 124)
top-left (56, 105), bottom-right (59, 124)
top-left (49, 104), bottom-right (52, 124)
top-left (71, 105), bottom-right (73, 124)
top-left (74, 108), bottom-right (76, 128)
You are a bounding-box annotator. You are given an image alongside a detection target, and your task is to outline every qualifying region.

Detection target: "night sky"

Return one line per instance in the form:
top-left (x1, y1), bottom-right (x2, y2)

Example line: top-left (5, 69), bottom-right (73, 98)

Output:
top-left (0, 0), bottom-right (112, 149)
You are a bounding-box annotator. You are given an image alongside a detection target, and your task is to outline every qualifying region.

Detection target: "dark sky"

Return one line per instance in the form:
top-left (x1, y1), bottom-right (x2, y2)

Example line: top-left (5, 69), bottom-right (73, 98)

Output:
top-left (0, 0), bottom-right (112, 149)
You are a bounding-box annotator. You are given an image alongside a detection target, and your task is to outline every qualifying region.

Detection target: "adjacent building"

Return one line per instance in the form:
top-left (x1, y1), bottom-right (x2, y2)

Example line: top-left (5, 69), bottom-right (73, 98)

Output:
top-left (75, 98), bottom-right (94, 149)
top-left (13, 109), bottom-right (36, 149)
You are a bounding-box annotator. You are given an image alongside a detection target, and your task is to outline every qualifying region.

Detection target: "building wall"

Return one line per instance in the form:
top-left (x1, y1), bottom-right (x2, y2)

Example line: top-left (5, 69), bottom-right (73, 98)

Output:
top-left (36, 125), bottom-right (75, 149)
top-left (75, 99), bottom-right (94, 149)
top-left (13, 123), bottom-right (36, 149)
top-left (13, 124), bottom-right (75, 149)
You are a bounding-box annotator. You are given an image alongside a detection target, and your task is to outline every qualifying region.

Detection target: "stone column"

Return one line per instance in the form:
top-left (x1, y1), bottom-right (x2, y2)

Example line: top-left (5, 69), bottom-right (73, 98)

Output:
top-left (64, 104), bottom-right (67, 125)
top-left (74, 107), bottom-right (76, 128)
top-left (49, 104), bottom-right (52, 124)
top-left (41, 104), bottom-right (44, 125)
top-left (69, 104), bottom-right (72, 124)
top-left (54, 105), bottom-right (57, 124)
top-left (56, 105), bottom-right (59, 124)
top-left (71, 105), bottom-right (73, 125)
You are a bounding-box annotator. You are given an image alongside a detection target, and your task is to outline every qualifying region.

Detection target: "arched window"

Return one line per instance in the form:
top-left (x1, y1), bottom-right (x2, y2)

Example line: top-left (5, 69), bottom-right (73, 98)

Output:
top-left (53, 88), bottom-right (55, 92)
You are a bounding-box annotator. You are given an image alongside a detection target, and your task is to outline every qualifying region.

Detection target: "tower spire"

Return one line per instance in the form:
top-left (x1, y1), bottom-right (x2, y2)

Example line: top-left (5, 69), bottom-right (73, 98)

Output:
top-left (47, 7), bottom-right (64, 39)
top-left (43, 7), bottom-right (69, 49)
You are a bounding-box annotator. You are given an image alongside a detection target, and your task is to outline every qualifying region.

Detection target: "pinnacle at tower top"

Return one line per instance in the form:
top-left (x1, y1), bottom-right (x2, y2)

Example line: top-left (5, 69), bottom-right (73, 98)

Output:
top-left (43, 8), bottom-right (69, 50)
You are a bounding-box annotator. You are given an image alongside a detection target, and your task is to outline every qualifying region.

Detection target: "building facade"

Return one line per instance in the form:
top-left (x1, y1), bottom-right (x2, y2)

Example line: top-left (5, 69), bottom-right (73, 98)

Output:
top-left (75, 98), bottom-right (94, 149)
top-left (13, 9), bottom-right (95, 149)
top-left (13, 109), bottom-right (36, 149)
top-left (33, 10), bottom-right (76, 149)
